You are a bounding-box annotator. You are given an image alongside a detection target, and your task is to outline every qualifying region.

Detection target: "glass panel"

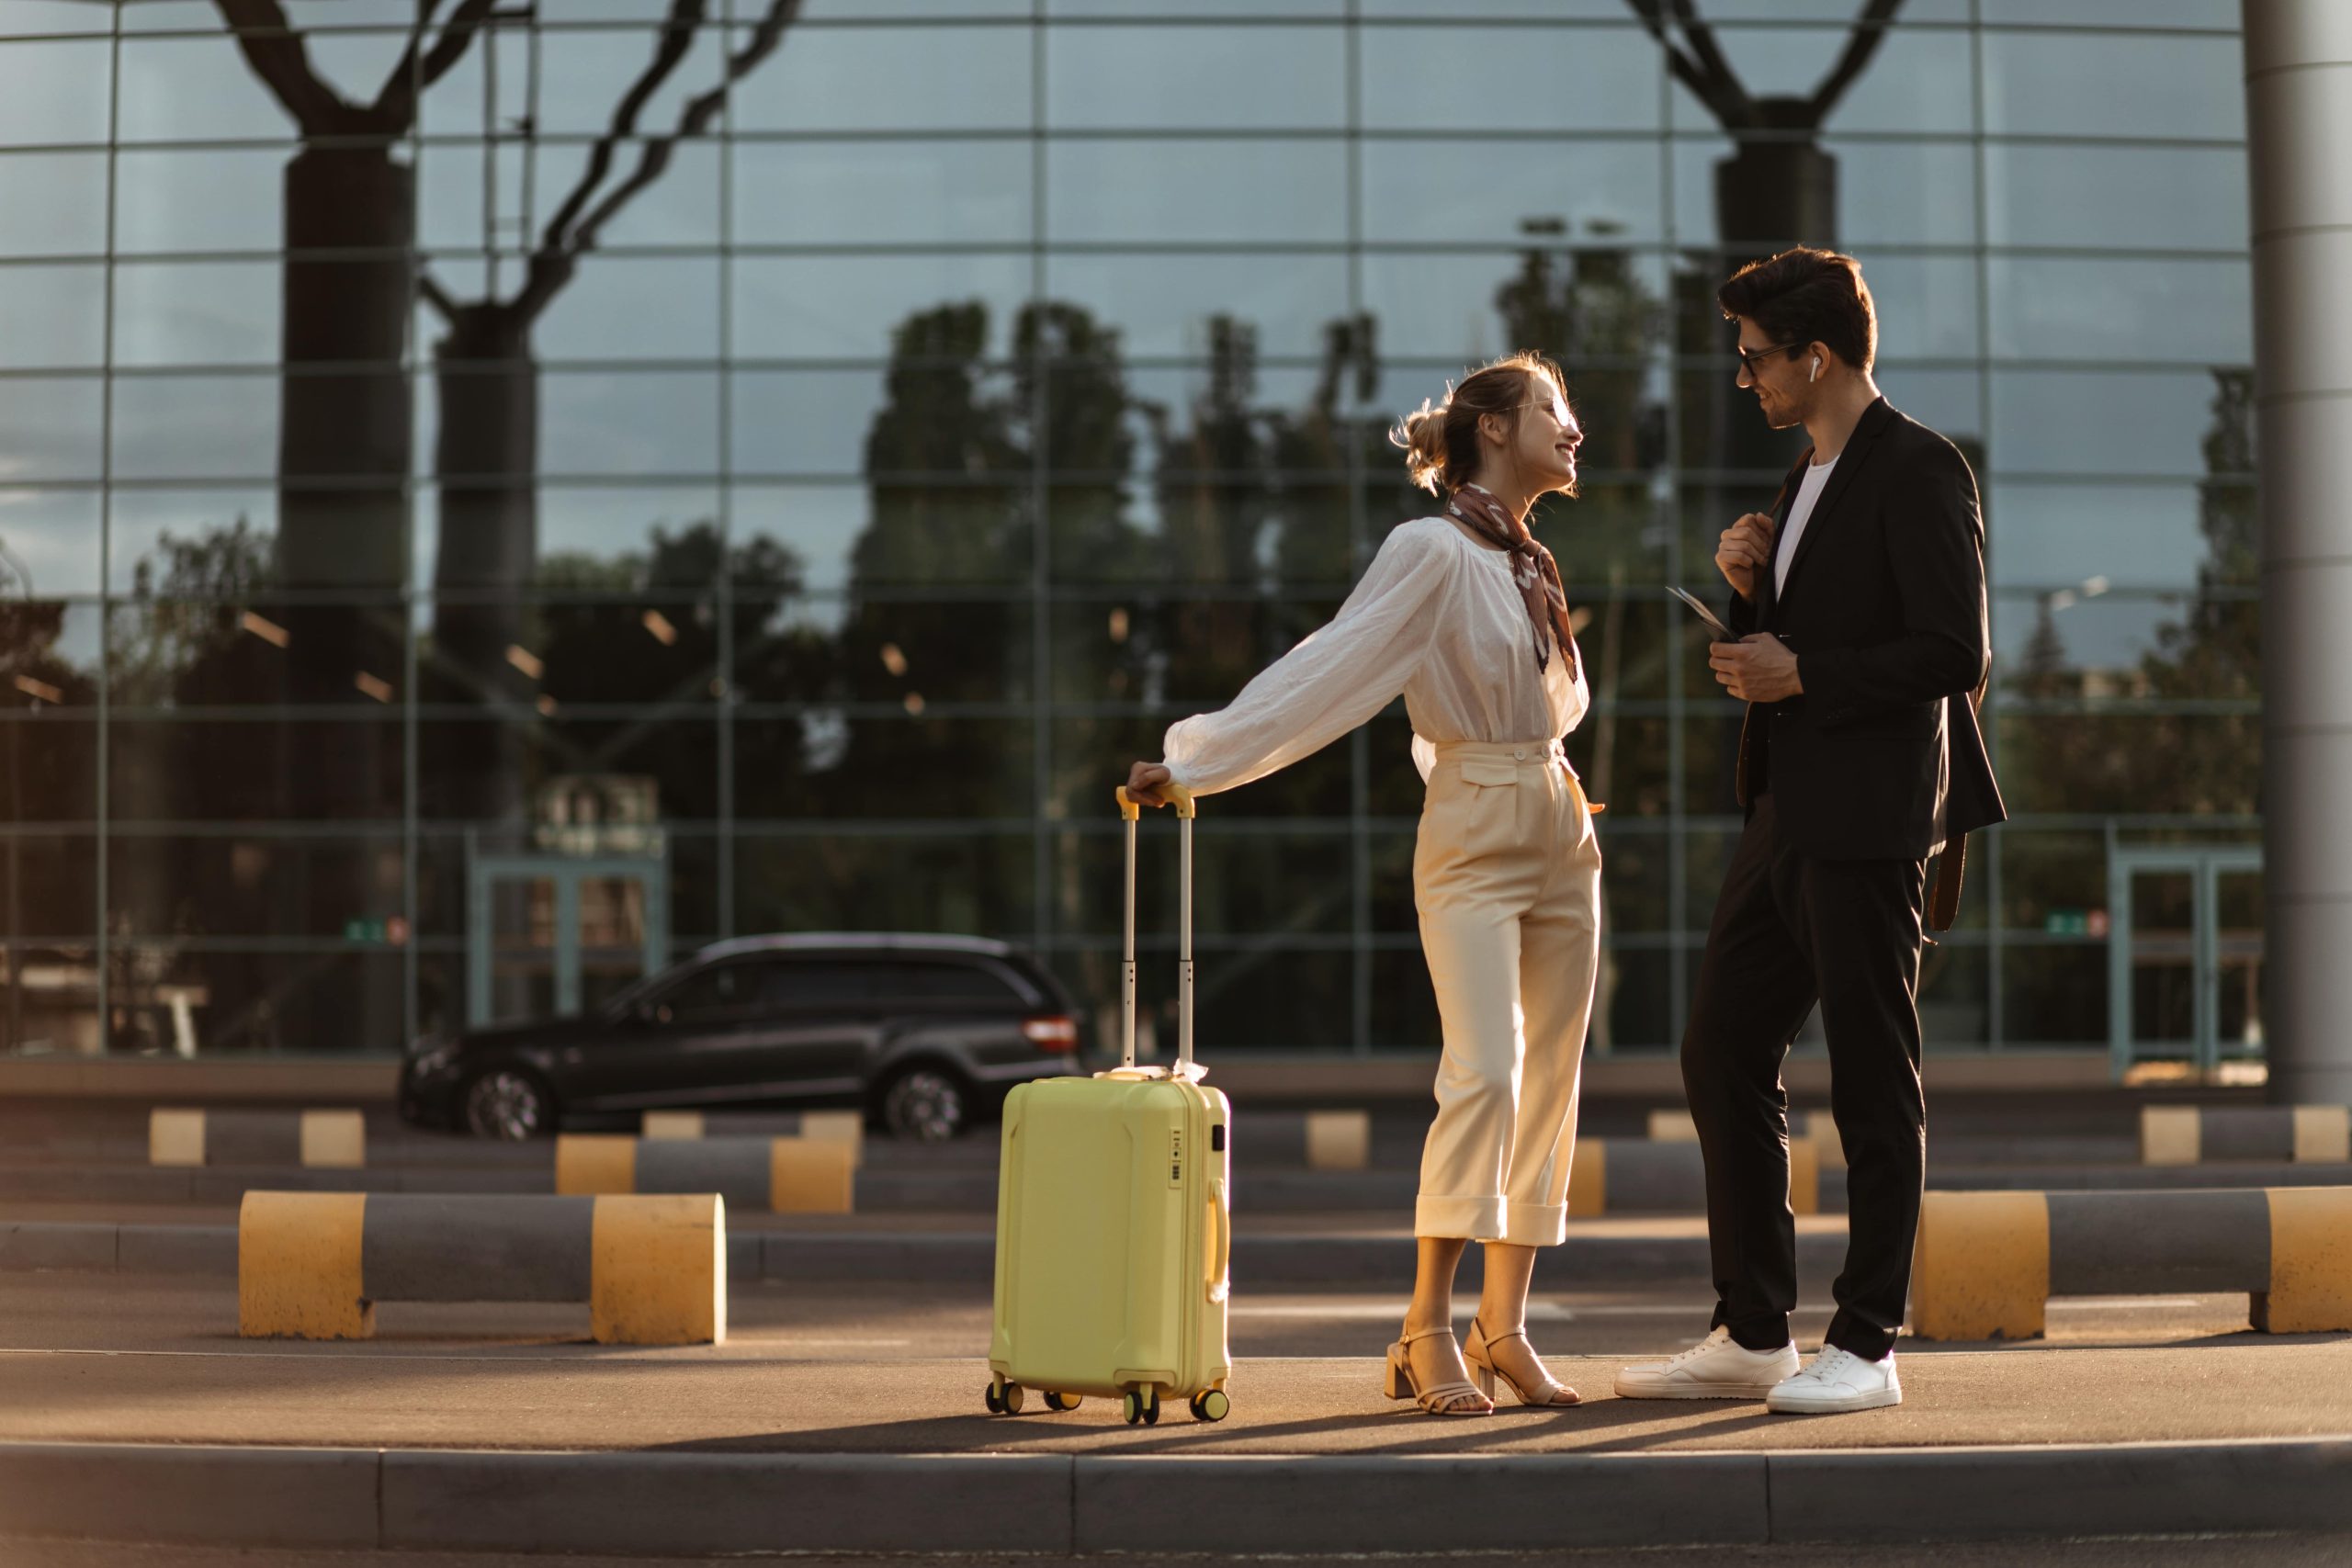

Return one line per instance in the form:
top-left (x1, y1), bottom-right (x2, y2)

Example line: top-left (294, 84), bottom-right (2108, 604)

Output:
top-left (0, 153), bottom-right (107, 256)
top-left (2214, 866), bottom-right (2261, 1053)
top-left (731, 253), bottom-right (1030, 358)
top-left (2002, 945), bottom-right (2107, 1046)
top-left (0, 490), bottom-right (104, 598)
top-left (733, 482), bottom-right (1029, 596)
top-left (1994, 257), bottom-right (2248, 368)
top-left (1999, 829), bottom-right (2108, 934)
top-left (524, 23), bottom-right (729, 138)
top-left (1985, 484), bottom-right (2222, 592)
top-left (731, 25), bottom-right (1032, 132)
top-left (0, 376), bottom-right (104, 481)
top-left (733, 716), bottom-right (1034, 819)
top-left (109, 718), bottom-right (406, 820)
top-left (735, 832), bottom-right (1036, 936)
top-left (417, 714), bottom-right (721, 821)
top-left (1982, 30), bottom-right (2244, 140)
top-left (0, 39), bottom-right (112, 146)
top-left (114, 148), bottom-right (292, 256)
top-left (1361, 140), bottom-right (1665, 246)
top-left (110, 374), bottom-right (279, 480)
top-left (1044, 251), bottom-right (1353, 359)
top-left (103, 945), bottom-right (409, 1055)
top-left (112, 260), bottom-right (281, 367)
top-left (1046, 25), bottom-right (1344, 130)
top-left (529, 255), bottom-right (723, 362)
top-left (1361, 24), bottom-right (1662, 131)
top-left (1046, 138), bottom-right (1348, 244)
top-left (108, 601), bottom-right (407, 710)
top-left (1985, 143), bottom-right (2246, 254)
top-left (1829, 138), bottom-right (1980, 248)
top-left (578, 873), bottom-right (654, 1014)
top-left (1996, 714), bottom-right (2259, 818)
top-left (537, 370), bottom-right (722, 477)
top-left (1362, 248), bottom-right (1668, 362)
top-left (1919, 945), bottom-right (1989, 1046)
top-left (794, 599), bottom-right (1031, 705)
top-left (1368, 942), bottom-right (1439, 1050)
top-left (1992, 370), bottom-right (2251, 480)
top-left (421, 140), bottom-right (721, 254)
top-left (0, 263), bottom-right (105, 368)
top-left (0, 3), bottom-right (116, 38)
top-left (413, 485), bottom-right (721, 583)
top-left (1981, 0), bottom-right (2235, 22)
top-left (733, 141), bottom-right (1029, 246)
top-left (729, 368), bottom-right (901, 479)
top-left (107, 834), bottom-right (408, 939)
top-left (1668, 26), bottom-right (1973, 136)
top-left (484, 873), bottom-right (560, 1025)
top-left (2129, 868), bottom-right (2197, 1046)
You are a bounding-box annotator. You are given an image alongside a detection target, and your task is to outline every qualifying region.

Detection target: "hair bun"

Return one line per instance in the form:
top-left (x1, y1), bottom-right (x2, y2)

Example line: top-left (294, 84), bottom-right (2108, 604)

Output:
top-left (1392, 398), bottom-right (1451, 494)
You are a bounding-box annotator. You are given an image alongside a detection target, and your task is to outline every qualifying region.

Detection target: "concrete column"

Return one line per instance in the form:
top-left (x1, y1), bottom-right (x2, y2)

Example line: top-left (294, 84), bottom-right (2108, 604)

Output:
top-left (2245, 2), bottom-right (2352, 1103)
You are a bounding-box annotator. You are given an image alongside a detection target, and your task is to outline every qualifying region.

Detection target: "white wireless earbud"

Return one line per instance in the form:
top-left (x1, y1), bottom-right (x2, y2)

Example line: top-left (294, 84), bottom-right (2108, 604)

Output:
top-left (1809, 355), bottom-right (1821, 382)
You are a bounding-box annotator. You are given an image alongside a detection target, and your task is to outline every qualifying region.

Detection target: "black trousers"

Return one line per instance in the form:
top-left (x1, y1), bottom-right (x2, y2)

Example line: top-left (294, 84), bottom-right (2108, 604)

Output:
top-left (1681, 793), bottom-right (1928, 1361)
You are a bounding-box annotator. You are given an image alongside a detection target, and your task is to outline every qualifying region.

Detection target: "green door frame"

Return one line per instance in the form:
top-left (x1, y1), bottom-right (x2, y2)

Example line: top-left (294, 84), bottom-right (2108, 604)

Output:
top-left (467, 852), bottom-right (671, 1028)
top-left (2106, 833), bottom-right (2263, 1081)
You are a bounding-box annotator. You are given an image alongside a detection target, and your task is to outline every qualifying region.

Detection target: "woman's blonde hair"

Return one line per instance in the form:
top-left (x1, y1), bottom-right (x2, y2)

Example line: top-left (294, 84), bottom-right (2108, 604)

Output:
top-left (1392, 351), bottom-right (1568, 496)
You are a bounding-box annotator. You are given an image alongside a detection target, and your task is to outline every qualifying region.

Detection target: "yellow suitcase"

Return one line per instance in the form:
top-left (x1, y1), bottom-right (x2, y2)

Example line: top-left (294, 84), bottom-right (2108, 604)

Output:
top-left (986, 784), bottom-right (1233, 1426)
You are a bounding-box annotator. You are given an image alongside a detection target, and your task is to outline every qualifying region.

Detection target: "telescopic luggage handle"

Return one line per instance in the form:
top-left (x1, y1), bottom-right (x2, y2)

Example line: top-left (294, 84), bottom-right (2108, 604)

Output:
top-left (1114, 784), bottom-right (1200, 1080)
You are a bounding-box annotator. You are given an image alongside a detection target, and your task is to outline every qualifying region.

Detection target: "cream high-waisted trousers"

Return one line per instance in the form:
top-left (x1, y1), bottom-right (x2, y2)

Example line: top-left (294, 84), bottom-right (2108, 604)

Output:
top-left (1412, 738), bottom-right (1603, 1247)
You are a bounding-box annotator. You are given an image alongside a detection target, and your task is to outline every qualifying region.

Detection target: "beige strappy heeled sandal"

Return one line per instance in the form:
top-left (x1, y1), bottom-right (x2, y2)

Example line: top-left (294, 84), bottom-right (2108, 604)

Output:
top-left (1384, 1325), bottom-right (1493, 1416)
top-left (1464, 1316), bottom-right (1582, 1408)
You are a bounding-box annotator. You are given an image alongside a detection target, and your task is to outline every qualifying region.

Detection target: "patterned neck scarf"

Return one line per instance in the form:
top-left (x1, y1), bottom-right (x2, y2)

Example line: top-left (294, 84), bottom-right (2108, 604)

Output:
top-left (1446, 483), bottom-right (1581, 682)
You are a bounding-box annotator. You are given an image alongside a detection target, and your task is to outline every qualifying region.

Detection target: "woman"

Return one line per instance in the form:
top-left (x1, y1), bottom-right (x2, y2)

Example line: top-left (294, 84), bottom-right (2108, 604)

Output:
top-left (1123, 352), bottom-right (1602, 1416)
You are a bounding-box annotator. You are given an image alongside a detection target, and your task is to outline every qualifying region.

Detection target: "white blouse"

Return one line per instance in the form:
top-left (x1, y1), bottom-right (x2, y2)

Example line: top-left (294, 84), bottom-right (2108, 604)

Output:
top-left (1160, 515), bottom-right (1591, 796)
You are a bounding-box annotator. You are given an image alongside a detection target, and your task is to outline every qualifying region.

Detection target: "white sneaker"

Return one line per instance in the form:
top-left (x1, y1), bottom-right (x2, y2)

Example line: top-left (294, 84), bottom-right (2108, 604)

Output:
top-left (1766, 1346), bottom-right (1903, 1414)
top-left (1613, 1326), bottom-right (1801, 1401)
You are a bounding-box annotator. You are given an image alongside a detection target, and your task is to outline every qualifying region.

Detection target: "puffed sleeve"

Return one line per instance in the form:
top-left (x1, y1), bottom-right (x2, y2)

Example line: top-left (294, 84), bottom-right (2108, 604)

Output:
top-left (1161, 521), bottom-right (1455, 796)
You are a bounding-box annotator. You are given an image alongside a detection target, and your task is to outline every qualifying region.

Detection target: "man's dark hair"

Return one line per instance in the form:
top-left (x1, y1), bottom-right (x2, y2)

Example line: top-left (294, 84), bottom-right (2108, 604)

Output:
top-left (1718, 247), bottom-right (1877, 374)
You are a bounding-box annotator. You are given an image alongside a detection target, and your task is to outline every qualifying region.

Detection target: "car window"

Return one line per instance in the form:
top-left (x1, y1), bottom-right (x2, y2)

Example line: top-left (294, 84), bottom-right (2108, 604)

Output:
top-left (657, 961), bottom-right (770, 1021)
top-left (762, 959), bottom-right (1023, 1009)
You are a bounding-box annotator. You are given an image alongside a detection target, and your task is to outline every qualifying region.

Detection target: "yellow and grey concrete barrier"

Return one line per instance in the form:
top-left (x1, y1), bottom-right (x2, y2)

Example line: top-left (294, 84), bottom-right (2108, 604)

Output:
top-left (1911, 1187), bottom-right (2352, 1340)
top-left (1646, 1109), bottom-right (1699, 1142)
top-left (558, 1134), bottom-right (854, 1213)
top-left (1304, 1110), bottom-right (1371, 1171)
top-left (150, 1108), bottom-right (366, 1169)
top-left (2140, 1104), bottom-right (2352, 1166)
top-left (639, 1109), bottom-right (865, 1166)
top-left (237, 1190), bottom-right (723, 1344)
top-left (1567, 1137), bottom-right (1820, 1217)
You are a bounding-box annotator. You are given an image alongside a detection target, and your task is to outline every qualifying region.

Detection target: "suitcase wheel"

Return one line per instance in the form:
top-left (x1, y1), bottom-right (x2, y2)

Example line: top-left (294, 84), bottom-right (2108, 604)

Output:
top-left (987, 1379), bottom-right (1024, 1416)
top-left (1121, 1388), bottom-right (1161, 1427)
top-left (984, 1381), bottom-right (1001, 1415)
top-left (1189, 1389), bottom-right (1230, 1423)
top-left (1043, 1391), bottom-right (1081, 1413)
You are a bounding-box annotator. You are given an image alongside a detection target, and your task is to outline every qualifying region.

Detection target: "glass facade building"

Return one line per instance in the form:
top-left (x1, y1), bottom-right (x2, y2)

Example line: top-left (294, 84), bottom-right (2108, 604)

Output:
top-left (0, 0), bottom-right (2261, 1067)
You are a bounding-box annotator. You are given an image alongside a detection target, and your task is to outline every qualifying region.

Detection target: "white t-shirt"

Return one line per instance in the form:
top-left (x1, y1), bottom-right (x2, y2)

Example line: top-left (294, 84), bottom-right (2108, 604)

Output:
top-left (1774, 454), bottom-right (1839, 596)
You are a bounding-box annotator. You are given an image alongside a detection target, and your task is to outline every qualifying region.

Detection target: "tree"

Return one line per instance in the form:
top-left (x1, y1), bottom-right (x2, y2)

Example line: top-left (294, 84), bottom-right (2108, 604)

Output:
top-left (417, 0), bottom-right (805, 826)
top-left (211, 0), bottom-right (503, 1046)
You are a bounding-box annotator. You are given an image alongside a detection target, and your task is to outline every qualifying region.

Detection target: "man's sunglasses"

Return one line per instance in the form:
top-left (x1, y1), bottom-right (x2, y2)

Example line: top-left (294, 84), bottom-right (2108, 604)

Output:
top-left (1734, 341), bottom-right (1804, 376)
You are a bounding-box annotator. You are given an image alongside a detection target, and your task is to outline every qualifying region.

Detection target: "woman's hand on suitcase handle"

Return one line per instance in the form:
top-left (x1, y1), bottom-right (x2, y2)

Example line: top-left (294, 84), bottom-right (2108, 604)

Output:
top-left (1123, 761), bottom-right (1177, 808)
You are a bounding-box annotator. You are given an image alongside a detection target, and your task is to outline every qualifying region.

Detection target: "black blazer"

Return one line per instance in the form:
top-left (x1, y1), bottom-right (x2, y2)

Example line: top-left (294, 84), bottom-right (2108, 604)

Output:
top-left (1727, 398), bottom-right (2006, 871)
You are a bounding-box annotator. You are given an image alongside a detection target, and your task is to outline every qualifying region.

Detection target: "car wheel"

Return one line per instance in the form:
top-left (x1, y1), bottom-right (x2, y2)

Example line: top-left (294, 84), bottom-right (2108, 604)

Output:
top-left (880, 1066), bottom-right (969, 1142)
top-left (462, 1067), bottom-right (556, 1140)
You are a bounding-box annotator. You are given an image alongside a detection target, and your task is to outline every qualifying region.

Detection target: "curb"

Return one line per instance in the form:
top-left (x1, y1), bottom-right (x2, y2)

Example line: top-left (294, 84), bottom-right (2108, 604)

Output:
top-left (0, 1220), bottom-right (1854, 1289)
top-left (2, 1437), bottom-right (2347, 1554)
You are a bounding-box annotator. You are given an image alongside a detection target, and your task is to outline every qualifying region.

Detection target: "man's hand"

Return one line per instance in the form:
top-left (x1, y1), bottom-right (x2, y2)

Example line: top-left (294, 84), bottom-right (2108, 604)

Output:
top-left (1123, 761), bottom-right (1176, 807)
top-left (1716, 512), bottom-right (1776, 602)
top-left (1710, 634), bottom-right (1804, 703)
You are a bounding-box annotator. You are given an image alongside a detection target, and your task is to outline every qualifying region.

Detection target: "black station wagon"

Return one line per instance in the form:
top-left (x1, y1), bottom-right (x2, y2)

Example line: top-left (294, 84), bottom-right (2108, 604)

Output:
top-left (398, 934), bottom-right (1083, 1141)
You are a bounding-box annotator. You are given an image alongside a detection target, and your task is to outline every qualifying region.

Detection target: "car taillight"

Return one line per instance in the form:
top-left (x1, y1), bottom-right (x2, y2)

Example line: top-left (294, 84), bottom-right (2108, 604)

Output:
top-left (1022, 1014), bottom-right (1078, 1052)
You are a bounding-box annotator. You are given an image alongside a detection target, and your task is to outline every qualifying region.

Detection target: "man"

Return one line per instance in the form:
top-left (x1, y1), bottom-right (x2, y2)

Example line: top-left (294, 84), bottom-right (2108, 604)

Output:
top-left (1615, 248), bottom-right (2005, 1414)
